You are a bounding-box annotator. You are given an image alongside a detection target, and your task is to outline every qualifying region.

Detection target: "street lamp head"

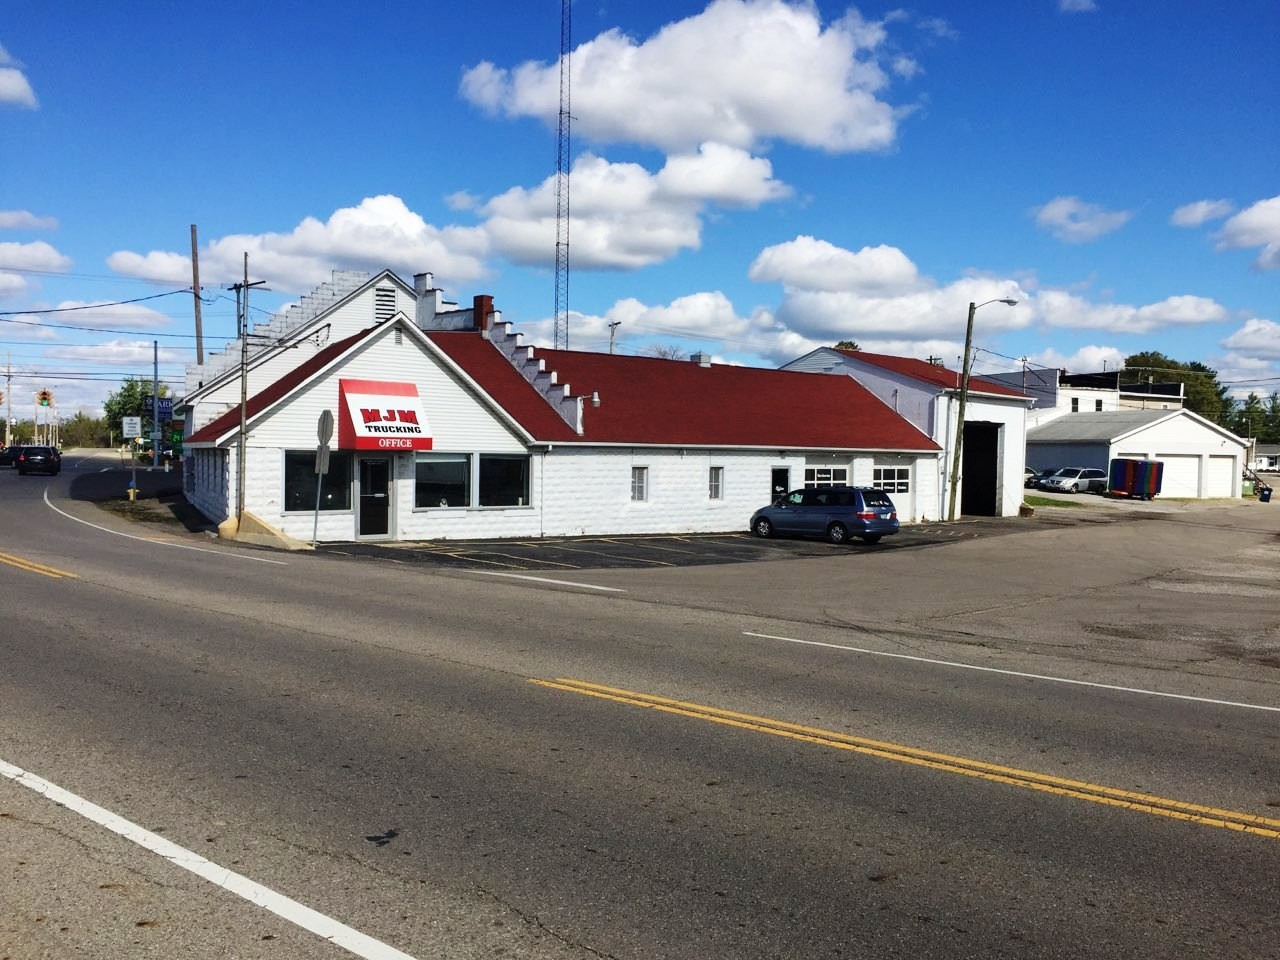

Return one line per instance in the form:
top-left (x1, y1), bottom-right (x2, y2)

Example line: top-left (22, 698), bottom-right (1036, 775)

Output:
top-left (998, 298), bottom-right (1018, 306)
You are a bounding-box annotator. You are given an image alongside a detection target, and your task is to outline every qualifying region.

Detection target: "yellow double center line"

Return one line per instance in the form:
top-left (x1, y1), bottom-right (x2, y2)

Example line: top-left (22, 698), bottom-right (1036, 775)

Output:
top-left (0, 552), bottom-right (78, 579)
top-left (533, 678), bottom-right (1280, 841)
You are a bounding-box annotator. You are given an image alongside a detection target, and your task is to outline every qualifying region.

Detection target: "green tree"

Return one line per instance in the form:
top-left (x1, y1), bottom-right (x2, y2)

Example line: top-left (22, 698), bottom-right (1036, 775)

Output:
top-left (60, 411), bottom-right (109, 447)
top-left (102, 377), bottom-right (171, 441)
top-left (1122, 352), bottom-right (1232, 425)
top-left (1232, 393), bottom-right (1265, 440)
top-left (834, 340), bottom-right (861, 351)
top-left (1263, 392), bottom-right (1280, 443)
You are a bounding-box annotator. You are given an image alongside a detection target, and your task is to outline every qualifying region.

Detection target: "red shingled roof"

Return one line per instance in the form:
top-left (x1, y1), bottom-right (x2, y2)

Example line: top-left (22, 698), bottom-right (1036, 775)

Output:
top-left (836, 349), bottom-right (1027, 398)
top-left (189, 324), bottom-right (940, 453)
top-left (431, 333), bottom-right (939, 451)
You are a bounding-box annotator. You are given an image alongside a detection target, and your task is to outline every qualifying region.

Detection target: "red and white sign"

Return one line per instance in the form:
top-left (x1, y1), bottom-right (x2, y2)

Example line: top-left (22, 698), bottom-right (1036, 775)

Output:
top-left (337, 379), bottom-right (432, 451)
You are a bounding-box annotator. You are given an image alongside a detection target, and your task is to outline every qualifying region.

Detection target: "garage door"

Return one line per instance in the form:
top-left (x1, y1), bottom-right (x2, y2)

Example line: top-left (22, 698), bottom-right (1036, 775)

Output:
top-left (1158, 455), bottom-right (1200, 497)
top-left (1207, 456), bottom-right (1235, 497)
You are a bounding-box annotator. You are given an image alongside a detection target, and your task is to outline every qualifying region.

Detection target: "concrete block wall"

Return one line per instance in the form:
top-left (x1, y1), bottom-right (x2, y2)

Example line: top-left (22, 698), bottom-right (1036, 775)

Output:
top-left (186, 448), bottom-right (231, 524)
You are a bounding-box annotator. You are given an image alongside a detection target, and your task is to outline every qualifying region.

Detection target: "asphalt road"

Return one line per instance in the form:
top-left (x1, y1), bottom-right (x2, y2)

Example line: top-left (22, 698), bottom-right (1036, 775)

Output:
top-left (2, 450), bottom-right (1278, 959)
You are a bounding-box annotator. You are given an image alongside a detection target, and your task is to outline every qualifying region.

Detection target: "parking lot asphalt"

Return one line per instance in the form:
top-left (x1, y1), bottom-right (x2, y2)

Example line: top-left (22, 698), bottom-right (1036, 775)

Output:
top-left (51, 455), bottom-right (1264, 571)
top-left (314, 513), bottom-right (1093, 571)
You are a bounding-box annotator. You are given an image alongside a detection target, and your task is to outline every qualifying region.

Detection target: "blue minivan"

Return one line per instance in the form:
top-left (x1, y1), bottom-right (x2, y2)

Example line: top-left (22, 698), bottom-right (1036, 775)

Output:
top-left (750, 485), bottom-right (899, 545)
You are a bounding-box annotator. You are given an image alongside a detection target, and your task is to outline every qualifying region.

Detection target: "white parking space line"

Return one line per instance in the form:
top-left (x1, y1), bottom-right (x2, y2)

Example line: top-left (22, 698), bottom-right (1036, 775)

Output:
top-left (0, 757), bottom-right (420, 959)
top-left (474, 571), bottom-right (626, 592)
top-left (43, 491), bottom-right (287, 565)
top-left (743, 631), bottom-right (1280, 713)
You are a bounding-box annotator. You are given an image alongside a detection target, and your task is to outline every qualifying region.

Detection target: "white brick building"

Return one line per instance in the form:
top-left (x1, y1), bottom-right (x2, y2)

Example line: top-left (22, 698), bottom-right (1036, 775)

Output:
top-left (181, 272), bottom-right (942, 543)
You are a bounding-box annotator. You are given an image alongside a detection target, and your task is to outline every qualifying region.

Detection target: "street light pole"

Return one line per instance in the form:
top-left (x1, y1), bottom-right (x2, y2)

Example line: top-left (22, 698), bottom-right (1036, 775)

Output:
top-left (947, 297), bottom-right (1018, 521)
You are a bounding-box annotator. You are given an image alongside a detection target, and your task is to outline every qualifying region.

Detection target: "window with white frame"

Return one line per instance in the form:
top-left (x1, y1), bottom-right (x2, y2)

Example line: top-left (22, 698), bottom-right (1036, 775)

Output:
top-left (804, 466), bottom-right (848, 487)
top-left (631, 466), bottom-right (648, 501)
top-left (872, 464), bottom-right (911, 494)
top-left (708, 465), bottom-right (724, 499)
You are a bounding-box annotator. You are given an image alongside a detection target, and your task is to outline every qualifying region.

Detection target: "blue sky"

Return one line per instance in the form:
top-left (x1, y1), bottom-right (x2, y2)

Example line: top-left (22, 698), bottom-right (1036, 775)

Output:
top-left (2, 0), bottom-right (1277, 417)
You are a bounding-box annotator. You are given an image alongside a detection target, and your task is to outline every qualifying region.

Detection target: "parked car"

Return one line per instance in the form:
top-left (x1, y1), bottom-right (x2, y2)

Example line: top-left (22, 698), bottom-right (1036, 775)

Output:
top-left (0, 445), bottom-right (25, 468)
top-left (1025, 468), bottom-right (1056, 489)
top-left (750, 485), bottom-right (900, 545)
top-left (1038, 466), bottom-right (1106, 493)
top-left (15, 445), bottom-right (61, 476)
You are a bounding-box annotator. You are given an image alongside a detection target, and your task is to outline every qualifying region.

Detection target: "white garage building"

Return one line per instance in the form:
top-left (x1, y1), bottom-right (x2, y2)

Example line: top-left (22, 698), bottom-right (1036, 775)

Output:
top-left (180, 271), bottom-right (942, 543)
top-left (782, 348), bottom-right (1032, 519)
top-left (1026, 409), bottom-right (1248, 498)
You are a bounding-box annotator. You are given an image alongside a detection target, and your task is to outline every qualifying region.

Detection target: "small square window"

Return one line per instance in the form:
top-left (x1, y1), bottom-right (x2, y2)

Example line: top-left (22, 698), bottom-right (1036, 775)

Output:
top-left (631, 466), bottom-right (648, 501)
top-left (709, 466), bottom-right (724, 499)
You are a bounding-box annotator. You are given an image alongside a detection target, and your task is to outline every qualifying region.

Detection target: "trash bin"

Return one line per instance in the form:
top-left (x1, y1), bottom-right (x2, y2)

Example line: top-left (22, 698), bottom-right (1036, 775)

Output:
top-left (1243, 480), bottom-right (1255, 497)
top-left (1262, 487), bottom-right (1273, 503)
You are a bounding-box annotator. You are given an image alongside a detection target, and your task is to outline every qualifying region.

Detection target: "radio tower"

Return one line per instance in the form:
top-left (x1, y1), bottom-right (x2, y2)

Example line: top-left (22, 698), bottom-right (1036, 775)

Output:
top-left (553, 0), bottom-right (572, 350)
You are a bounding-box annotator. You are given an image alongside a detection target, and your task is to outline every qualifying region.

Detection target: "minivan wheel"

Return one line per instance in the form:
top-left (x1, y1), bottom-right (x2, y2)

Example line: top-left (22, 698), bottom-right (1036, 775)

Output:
top-left (753, 517), bottom-right (773, 538)
top-left (861, 534), bottom-right (882, 544)
top-left (827, 522), bottom-right (848, 545)
top-left (1070, 482), bottom-right (1080, 493)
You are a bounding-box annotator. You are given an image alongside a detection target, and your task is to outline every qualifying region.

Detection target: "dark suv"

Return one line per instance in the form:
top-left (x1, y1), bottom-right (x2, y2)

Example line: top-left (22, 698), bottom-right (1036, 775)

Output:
top-left (0, 445), bottom-right (24, 468)
top-left (750, 485), bottom-right (900, 545)
top-left (15, 446), bottom-right (60, 476)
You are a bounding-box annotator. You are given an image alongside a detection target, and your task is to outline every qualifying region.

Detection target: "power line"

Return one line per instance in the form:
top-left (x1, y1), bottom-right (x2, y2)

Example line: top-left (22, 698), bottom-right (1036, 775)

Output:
top-left (0, 289), bottom-right (193, 316)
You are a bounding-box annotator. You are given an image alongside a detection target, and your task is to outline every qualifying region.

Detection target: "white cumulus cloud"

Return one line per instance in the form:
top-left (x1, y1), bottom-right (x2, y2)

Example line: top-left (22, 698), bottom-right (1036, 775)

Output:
top-left (1036, 291), bottom-right (1226, 333)
top-left (461, 0), bottom-right (904, 154)
top-left (109, 195), bottom-right (490, 292)
top-left (1170, 199), bottom-right (1234, 227)
top-left (1222, 318), bottom-right (1280, 360)
top-left (42, 300), bottom-right (175, 332)
top-left (0, 210), bottom-right (58, 230)
top-left (1059, 0), bottom-right (1098, 12)
top-left (0, 240), bottom-right (72, 272)
top-left (749, 236), bottom-right (924, 296)
top-left (0, 45), bottom-right (37, 108)
top-left (45, 339), bottom-right (190, 365)
top-left (1034, 196), bottom-right (1133, 243)
top-left (483, 147), bottom-right (787, 270)
top-left (1216, 195), bottom-right (1280, 270)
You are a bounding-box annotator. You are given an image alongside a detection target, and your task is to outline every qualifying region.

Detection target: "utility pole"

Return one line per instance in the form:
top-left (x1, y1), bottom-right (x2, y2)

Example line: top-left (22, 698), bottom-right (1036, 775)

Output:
top-left (152, 340), bottom-right (160, 466)
top-left (4, 354), bottom-right (10, 447)
top-left (191, 224), bottom-right (204, 365)
top-left (231, 253), bottom-right (266, 525)
top-left (608, 320), bottom-right (621, 355)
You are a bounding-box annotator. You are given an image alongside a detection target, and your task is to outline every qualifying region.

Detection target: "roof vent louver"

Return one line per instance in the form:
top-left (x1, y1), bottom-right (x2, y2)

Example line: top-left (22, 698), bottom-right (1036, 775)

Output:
top-left (375, 286), bottom-right (396, 322)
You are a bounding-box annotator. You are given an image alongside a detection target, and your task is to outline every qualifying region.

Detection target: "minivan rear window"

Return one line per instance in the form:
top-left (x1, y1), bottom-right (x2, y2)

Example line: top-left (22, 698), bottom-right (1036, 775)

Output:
top-left (861, 490), bottom-right (893, 507)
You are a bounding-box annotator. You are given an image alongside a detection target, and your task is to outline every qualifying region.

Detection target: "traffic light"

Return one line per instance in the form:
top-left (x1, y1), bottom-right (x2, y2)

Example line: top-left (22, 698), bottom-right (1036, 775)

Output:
top-left (37, 389), bottom-right (53, 406)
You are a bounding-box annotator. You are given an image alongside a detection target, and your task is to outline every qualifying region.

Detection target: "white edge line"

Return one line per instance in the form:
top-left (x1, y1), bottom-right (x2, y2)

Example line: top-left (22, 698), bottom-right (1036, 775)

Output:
top-left (0, 758), bottom-right (419, 960)
top-left (473, 570), bottom-right (626, 592)
top-left (43, 490), bottom-right (288, 565)
top-left (742, 631), bottom-right (1280, 714)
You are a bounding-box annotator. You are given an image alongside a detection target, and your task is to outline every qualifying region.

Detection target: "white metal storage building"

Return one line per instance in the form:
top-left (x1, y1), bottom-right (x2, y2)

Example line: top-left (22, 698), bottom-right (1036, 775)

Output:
top-left (1026, 409), bottom-right (1247, 498)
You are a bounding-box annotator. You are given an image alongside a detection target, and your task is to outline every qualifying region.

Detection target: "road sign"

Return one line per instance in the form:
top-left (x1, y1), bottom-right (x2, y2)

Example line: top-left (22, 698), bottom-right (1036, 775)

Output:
top-left (143, 396), bottom-right (174, 419)
top-left (122, 416), bottom-right (142, 437)
top-left (317, 409), bottom-right (334, 445)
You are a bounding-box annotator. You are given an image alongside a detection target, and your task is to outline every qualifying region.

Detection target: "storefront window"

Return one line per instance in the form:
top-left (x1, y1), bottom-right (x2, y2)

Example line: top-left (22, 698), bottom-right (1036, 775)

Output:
top-left (479, 454), bottom-right (530, 506)
top-left (415, 453), bottom-right (470, 508)
top-left (284, 451), bottom-right (352, 512)
top-left (804, 466), bottom-right (848, 487)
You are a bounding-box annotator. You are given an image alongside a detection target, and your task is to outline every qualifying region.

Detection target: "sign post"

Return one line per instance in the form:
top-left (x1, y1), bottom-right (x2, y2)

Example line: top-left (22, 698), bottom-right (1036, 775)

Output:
top-left (122, 416), bottom-right (142, 500)
top-left (312, 410), bottom-right (334, 547)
